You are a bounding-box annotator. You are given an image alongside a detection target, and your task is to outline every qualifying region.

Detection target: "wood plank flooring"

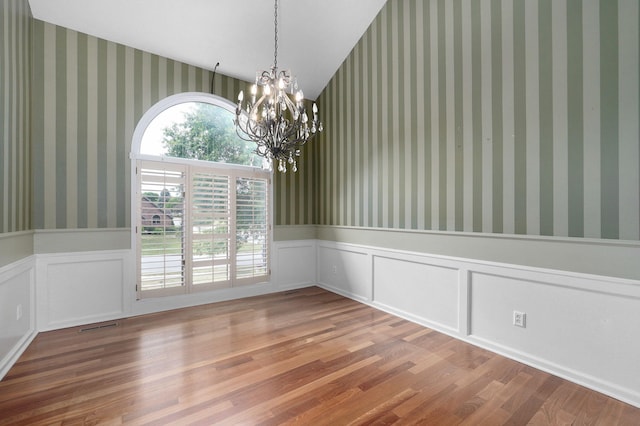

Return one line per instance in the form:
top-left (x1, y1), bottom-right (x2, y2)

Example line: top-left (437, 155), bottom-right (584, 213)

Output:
top-left (1, 287), bottom-right (638, 425)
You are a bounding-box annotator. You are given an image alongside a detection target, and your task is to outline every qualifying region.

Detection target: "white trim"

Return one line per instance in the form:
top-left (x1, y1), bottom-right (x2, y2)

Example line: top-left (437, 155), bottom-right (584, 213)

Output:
top-left (0, 329), bottom-right (37, 380)
top-left (315, 239), bottom-right (640, 408)
top-left (0, 256), bottom-right (37, 380)
top-left (36, 250), bottom-right (132, 331)
top-left (271, 239), bottom-right (317, 291)
top-left (464, 335), bottom-right (640, 411)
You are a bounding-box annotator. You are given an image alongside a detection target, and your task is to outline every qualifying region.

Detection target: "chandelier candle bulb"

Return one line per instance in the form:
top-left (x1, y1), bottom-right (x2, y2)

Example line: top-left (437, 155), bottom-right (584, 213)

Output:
top-left (237, 91), bottom-right (244, 110)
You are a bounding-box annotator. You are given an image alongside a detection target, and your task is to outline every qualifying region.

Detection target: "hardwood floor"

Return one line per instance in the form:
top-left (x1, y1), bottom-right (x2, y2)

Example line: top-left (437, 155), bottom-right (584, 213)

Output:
top-left (1, 287), bottom-right (638, 425)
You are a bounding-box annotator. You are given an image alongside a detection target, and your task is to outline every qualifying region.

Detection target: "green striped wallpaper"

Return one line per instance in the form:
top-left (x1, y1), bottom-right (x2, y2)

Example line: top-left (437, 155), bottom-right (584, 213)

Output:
top-left (30, 20), bottom-right (302, 229)
top-left (312, 0), bottom-right (640, 240)
top-left (0, 0), bottom-right (31, 234)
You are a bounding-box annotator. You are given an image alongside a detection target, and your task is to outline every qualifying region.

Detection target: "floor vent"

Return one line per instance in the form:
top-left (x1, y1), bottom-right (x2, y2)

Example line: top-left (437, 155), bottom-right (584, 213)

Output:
top-left (79, 322), bottom-right (119, 333)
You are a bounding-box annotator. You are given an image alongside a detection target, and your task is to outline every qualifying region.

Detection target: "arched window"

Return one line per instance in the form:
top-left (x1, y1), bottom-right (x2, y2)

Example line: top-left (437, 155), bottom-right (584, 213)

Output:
top-left (131, 93), bottom-right (271, 299)
top-left (139, 99), bottom-right (263, 166)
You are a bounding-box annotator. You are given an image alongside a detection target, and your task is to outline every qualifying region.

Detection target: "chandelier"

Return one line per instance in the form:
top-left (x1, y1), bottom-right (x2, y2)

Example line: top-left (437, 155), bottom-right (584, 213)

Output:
top-left (234, 0), bottom-right (322, 173)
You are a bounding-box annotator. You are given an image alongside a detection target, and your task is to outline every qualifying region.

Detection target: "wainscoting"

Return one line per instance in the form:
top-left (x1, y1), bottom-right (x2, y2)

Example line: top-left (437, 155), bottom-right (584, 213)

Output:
top-left (272, 239), bottom-right (317, 290)
top-left (0, 237), bottom-right (317, 380)
top-left (1, 229), bottom-right (639, 409)
top-left (316, 239), bottom-right (640, 408)
top-left (34, 240), bottom-right (318, 329)
top-left (0, 256), bottom-right (36, 379)
top-left (36, 250), bottom-right (131, 331)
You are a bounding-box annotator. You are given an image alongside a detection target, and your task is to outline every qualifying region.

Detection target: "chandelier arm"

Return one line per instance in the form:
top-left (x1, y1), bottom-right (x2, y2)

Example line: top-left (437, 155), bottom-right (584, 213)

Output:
top-left (247, 123), bottom-right (269, 142)
top-left (281, 94), bottom-right (298, 114)
top-left (252, 93), bottom-right (269, 110)
top-left (235, 128), bottom-right (256, 143)
top-left (281, 123), bottom-right (302, 144)
top-left (237, 111), bottom-right (270, 143)
top-left (234, 120), bottom-right (262, 143)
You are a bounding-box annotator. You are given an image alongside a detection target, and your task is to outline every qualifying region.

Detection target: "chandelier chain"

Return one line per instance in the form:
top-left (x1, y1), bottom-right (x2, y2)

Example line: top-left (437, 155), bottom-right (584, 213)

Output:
top-left (273, 0), bottom-right (278, 69)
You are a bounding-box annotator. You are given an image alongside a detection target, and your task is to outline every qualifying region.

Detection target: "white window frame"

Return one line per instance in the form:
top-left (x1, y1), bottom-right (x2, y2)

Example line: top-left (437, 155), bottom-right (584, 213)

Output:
top-left (130, 92), bottom-right (273, 299)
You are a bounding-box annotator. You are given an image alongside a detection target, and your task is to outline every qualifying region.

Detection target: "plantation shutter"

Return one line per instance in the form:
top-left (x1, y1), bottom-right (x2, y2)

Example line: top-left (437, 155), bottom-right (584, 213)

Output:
top-left (190, 169), bottom-right (232, 290)
top-left (137, 160), bottom-right (270, 298)
top-left (235, 175), bottom-right (269, 284)
top-left (137, 161), bottom-right (186, 297)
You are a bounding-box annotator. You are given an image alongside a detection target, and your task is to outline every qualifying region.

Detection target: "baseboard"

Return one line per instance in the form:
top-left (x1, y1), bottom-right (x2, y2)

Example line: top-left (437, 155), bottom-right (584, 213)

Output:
top-left (0, 328), bottom-right (37, 380)
top-left (316, 282), bottom-right (370, 305)
top-left (464, 335), bottom-right (640, 410)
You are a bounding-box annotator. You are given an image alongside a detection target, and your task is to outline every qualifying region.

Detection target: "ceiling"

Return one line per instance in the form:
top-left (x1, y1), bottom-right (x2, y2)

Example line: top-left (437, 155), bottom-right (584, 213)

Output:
top-left (28, 0), bottom-right (388, 100)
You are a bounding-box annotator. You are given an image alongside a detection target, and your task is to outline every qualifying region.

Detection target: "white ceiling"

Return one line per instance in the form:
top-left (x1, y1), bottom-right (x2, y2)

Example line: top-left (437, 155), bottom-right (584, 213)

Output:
top-left (28, 0), bottom-right (387, 100)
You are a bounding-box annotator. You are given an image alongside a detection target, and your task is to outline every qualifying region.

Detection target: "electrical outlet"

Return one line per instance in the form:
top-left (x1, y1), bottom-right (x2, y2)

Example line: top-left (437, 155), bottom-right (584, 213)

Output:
top-left (513, 311), bottom-right (526, 328)
top-left (332, 265), bottom-right (337, 274)
top-left (16, 304), bottom-right (22, 321)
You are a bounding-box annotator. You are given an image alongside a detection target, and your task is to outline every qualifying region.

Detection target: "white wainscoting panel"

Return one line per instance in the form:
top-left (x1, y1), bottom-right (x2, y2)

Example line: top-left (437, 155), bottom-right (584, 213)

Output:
top-left (0, 257), bottom-right (36, 380)
top-left (272, 240), bottom-right (316, 290)
top-left (373, 255), bottom-right (459, 332)
top-left (468, 268), bottom-right (640, 408)
top-left (315, 239), bottom-right (640, 408)
top-left (36, 250), bottom-right (130, 331)
top-left (317, 243), bottom-right (372, 301)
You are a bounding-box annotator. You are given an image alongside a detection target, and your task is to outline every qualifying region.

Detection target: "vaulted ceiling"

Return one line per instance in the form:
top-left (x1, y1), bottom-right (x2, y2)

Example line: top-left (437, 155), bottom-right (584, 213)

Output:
top-left (28, 0), bottom-right (388, 100)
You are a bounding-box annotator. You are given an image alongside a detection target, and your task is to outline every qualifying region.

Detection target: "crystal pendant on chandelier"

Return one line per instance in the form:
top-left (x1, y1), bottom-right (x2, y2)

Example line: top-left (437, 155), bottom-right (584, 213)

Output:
top-left (234, 0), bottom-right (322, 173)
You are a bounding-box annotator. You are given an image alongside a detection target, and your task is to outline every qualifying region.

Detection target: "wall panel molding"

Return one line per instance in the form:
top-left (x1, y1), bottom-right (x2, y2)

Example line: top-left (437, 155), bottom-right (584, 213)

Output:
top-left (0, 256), bottom-right (36, 380)
top-left (272, 240), bottom-right (317, 291)
top-left (316, 237), bottom-right (640, 408)
top-left (35, 250), bottom-right (131, 331)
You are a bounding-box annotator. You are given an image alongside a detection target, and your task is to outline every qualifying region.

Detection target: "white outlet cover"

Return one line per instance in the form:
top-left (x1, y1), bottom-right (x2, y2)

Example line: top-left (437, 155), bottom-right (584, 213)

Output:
top-left (513, 311), bottom-right (526, 328)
